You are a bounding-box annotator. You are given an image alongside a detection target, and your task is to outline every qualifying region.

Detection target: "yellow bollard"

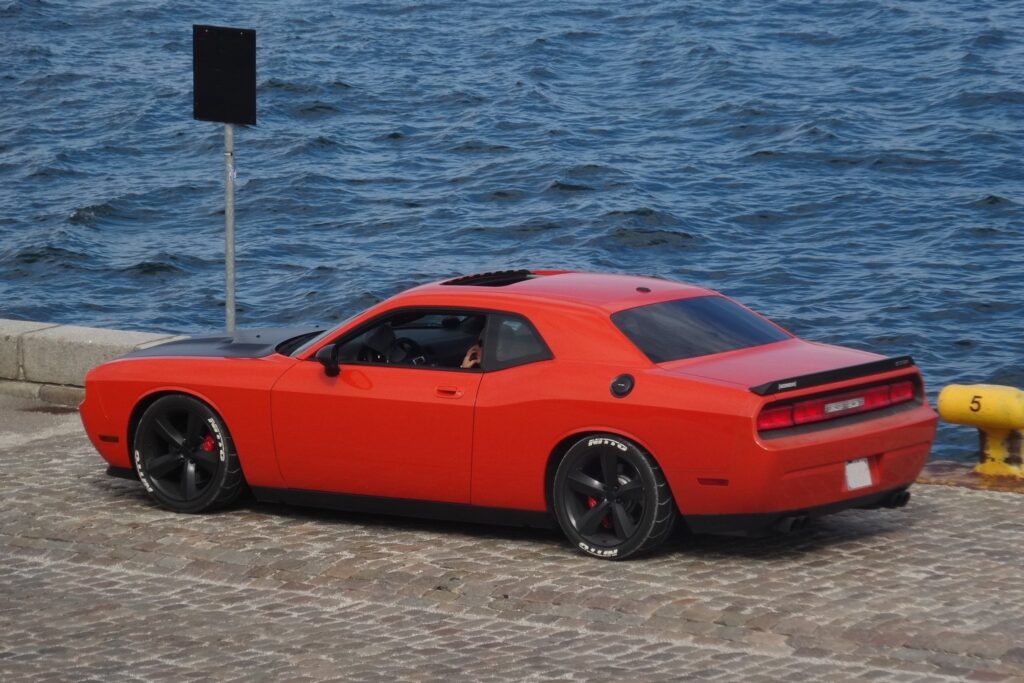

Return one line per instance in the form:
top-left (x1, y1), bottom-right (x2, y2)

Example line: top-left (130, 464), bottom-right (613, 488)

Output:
top-left (937, 384), bottom-right (1024, 478)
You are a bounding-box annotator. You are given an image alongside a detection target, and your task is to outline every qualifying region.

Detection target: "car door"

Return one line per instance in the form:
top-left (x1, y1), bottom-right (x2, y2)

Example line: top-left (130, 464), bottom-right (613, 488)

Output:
top-left (270, 309), bottom-right (484, 503)
top-left (471, 313), bottom-right (557, 510)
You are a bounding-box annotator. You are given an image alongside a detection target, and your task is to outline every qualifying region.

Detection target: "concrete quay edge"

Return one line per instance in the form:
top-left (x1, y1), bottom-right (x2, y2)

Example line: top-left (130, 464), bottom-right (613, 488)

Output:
top-left (0, 317), bottom-right (183, 405)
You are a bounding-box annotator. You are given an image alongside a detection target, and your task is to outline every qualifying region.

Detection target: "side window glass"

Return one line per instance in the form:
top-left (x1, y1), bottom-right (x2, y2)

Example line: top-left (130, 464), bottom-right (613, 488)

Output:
top-left (335, 310), bottom-right (486, 370)
top-left (485, 314), bottom-right (552, 370)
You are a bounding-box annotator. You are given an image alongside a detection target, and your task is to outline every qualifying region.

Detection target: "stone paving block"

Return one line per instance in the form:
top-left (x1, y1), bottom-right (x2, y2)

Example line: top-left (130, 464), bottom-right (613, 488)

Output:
top-left (21, 323), bottom-right (177, 386)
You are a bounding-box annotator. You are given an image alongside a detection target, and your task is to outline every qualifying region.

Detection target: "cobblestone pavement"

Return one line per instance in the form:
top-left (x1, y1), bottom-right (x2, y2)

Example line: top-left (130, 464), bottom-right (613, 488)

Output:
top-left (1, 396), bottom-right (1023, 682)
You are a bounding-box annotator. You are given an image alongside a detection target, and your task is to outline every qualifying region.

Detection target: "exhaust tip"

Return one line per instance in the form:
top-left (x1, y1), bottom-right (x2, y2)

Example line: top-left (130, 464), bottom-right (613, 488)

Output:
top-left (774, 515), bottom-right (808, 533)
top-left (885, 490), bottom-right (911, 509)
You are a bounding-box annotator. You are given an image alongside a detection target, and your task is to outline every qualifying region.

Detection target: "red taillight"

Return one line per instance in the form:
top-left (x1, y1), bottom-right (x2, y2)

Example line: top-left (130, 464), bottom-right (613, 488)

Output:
top-left (758, 378), bottom-right (918, 432)
top-left (758, 405), bottom-right (794, 431)
top-left (792, 399), bottom-right (825, 424)
top-left (889, 380), bottom-right (915, 404)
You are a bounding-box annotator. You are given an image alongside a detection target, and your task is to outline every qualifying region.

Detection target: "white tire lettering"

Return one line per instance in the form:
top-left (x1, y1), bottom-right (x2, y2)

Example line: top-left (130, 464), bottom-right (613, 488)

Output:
top-left (586, 437), bottom-right (627, 451)
top-left (577, 541), bottom-right (618, 557)
top-left (134, 449), bottom-right (154, 492)
top-left (207, 417), bottom-right (226, 461)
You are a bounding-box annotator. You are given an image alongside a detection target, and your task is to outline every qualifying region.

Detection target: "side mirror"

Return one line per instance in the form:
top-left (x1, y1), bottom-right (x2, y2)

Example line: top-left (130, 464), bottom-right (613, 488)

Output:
top-left (314, 343), bottom-right (340, 377)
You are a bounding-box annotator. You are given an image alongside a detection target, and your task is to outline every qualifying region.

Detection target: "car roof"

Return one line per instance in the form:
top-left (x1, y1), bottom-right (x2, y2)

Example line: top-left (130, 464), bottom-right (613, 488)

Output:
top-left (402, 270), bottom-right (714, 314)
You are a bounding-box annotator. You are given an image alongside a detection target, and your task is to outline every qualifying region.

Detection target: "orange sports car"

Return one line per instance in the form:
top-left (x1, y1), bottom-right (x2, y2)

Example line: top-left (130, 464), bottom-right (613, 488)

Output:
top-left (81, 270), bottom-right (938, 559)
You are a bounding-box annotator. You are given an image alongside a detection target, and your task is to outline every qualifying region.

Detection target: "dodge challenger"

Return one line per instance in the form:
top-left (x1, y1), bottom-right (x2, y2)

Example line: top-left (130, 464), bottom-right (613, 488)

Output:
top-left (81, 270), bottom-right (938, 559)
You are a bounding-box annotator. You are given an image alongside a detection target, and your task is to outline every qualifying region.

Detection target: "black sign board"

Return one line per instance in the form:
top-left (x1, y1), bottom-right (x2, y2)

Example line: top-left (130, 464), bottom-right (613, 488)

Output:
top-left (193, 25), bottom-right (256, 125)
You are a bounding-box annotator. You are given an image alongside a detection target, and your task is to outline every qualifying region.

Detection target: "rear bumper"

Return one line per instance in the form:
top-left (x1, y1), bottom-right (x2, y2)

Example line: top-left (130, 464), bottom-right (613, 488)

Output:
top-left (751, 402), bottom-right (935, 511)
top-left (668, 402), bottom-right (937, 516)
top-left (685, 486), bottom-right (910, 535)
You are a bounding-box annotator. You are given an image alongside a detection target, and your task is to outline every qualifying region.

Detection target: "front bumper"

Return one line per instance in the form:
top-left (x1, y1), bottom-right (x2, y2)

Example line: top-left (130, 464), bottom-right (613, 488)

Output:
top-left (80, 386), bottom-right (131, 468)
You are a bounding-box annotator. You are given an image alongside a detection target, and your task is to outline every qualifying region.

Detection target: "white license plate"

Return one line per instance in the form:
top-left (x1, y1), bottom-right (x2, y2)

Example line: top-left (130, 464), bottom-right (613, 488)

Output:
top-left (845, 458), bottom-right (873, 491)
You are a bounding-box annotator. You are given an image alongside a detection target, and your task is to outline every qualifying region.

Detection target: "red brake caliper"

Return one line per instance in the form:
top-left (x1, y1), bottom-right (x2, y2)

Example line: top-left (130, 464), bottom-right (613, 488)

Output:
top-left (585, 497), bottom-right (612, 529)
top-left (200, 434), bottom-right (215, 452)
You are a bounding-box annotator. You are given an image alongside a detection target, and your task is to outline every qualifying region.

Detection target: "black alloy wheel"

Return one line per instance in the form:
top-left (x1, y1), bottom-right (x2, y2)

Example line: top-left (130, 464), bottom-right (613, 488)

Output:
top-left (553, 434), bottom-right (677, 560)
top-left (133, 394), bottom-right (244, 513)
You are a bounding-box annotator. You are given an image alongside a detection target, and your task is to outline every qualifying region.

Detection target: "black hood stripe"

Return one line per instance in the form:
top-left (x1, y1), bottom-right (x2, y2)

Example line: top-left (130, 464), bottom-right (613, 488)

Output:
top-left (124, 326), bottom-right (323, 359)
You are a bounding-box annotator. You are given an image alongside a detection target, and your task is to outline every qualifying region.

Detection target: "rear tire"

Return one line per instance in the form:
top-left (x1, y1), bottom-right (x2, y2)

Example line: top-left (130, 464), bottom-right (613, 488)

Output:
top-left (133, 394), bottom-right (245, 513)
top-left (552, 434), bottom-right (677, 560)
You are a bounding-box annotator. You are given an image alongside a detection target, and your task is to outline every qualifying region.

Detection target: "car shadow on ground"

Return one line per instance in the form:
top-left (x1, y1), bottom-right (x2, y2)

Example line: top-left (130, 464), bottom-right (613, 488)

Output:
top-left (245, 496), bottom-right (923, 562)
top-left (89, 473), bottom-right (926, 562)
top-left (664, 510), bottom-right (920, 561)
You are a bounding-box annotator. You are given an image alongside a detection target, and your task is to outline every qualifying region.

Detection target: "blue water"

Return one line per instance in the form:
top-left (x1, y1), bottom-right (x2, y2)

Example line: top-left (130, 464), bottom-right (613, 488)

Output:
top-left (1, 1), bottom-right (1022, 460)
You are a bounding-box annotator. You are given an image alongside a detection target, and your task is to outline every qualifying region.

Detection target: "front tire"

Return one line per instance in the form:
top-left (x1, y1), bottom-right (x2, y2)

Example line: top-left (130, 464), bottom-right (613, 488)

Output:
top-left (552, 434), bottom-right (677, 560)
top-left (133, 394), bottom-right (245, 513)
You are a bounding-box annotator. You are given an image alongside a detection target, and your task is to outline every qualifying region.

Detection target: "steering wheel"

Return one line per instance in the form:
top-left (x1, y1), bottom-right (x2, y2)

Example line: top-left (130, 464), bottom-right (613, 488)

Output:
top-left (389, 337), bottom-right (428, 365)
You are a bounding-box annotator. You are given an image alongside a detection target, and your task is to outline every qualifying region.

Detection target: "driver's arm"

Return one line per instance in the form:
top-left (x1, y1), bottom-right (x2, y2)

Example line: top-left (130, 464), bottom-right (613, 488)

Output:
top-left (461, 342), bottom-right (481, 369)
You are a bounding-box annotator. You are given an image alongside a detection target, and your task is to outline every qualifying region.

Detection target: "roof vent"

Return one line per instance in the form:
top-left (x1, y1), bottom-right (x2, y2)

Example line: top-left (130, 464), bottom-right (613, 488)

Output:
top-left (441, 269), bottom-right (535, 287)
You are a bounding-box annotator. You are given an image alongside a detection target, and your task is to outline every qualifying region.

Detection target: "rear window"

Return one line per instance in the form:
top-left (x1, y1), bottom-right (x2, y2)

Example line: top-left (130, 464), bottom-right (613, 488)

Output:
top-left (611, 296), bottom-right (790, 363)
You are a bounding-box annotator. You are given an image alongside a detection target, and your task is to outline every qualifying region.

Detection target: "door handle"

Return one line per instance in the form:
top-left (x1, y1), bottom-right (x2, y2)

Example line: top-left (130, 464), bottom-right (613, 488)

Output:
top-left (435, 386), bottom-right (464, 399)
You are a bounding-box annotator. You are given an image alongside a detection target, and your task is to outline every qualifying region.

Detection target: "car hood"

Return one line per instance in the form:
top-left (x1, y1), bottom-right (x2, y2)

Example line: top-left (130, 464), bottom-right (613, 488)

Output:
top-left (661, 338), bottom-right (884, 389)
top-left (124, 326), bottom-right (324, 359)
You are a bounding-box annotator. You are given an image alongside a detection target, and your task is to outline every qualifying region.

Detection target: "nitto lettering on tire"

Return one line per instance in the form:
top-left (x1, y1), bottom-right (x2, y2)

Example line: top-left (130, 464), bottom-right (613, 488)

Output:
top-left (207, 417), bottom-right (226, 461)
top-left (578, 541), bottom-right (619, 557)
top-left (134, 449), bottom-right (154, 492)
top-left (586, 437), bottom-right (627, 451)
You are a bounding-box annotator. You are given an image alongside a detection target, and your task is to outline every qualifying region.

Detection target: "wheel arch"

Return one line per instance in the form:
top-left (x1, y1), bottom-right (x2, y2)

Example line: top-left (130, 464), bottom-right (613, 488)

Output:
top-left (126, 388), bottom-right (232, 468)
top-left (543, 429), bottom-right (675, 513)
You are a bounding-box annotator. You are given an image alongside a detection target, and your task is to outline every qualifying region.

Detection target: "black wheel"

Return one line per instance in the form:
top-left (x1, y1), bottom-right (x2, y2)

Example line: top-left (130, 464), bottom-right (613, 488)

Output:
top-left (552, 434), bottom-right (677, 560)
top-left (133, 394), bottom-right (245, 513)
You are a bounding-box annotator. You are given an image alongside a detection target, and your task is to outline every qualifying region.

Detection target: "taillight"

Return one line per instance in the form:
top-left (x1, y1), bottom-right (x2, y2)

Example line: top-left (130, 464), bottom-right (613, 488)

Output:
top-left (860, 385), bottom-right (892, 410)
top-left (758, 378), bottom-right (918, 432)
top-left (889, 380), bottom-right (915, 404)
top-left (757, 405), bottom-right (794, 431)
top-left (792, 398), bottom-right (825, 424)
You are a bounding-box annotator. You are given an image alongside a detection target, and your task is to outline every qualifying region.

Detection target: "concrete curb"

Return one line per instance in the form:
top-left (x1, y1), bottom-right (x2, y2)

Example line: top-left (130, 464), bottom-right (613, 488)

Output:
top-left (0, 318), bottom-right (184, 406)
top-left (0, 379), bottom-right (85, 406)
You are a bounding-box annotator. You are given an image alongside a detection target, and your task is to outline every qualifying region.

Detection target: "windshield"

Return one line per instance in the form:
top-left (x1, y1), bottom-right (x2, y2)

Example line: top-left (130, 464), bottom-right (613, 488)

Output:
top-left (289, 312), bottom-right (362, 357)
top-left (611, 296), bottom-right (790, 363)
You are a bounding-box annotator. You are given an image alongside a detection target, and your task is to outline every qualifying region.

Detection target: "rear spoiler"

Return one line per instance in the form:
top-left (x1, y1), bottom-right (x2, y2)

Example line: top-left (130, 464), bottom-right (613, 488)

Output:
top-left (749, 356), bottom-right (916, 396)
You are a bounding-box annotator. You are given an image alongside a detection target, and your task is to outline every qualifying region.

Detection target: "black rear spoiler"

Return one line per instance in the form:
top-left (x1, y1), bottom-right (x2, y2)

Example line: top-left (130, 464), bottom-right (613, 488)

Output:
top-left (749, 356), bottom-right (916, 396)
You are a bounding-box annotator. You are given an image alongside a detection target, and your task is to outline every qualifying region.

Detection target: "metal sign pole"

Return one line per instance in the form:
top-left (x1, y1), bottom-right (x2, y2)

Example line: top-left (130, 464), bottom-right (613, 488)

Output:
top-left (224, 123), bottom-right (236, 333)
top-left (193, 24), bottom-right (255, 334)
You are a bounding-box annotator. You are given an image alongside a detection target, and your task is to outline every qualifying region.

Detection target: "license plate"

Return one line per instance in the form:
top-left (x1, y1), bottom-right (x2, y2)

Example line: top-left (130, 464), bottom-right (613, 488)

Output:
top-left (845, 458), bottom-right (872, 491)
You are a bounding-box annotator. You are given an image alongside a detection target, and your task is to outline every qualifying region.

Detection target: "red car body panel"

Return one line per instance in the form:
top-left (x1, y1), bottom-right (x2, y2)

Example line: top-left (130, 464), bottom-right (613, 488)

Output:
top-left (271, 361), bottom-right (481, 502)
top-left (664, 337), bottom-right (879, 388)
top-left (80, 355), bottom-right (295, 489)
top-left (80, 271), bottom-right (939, 529)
